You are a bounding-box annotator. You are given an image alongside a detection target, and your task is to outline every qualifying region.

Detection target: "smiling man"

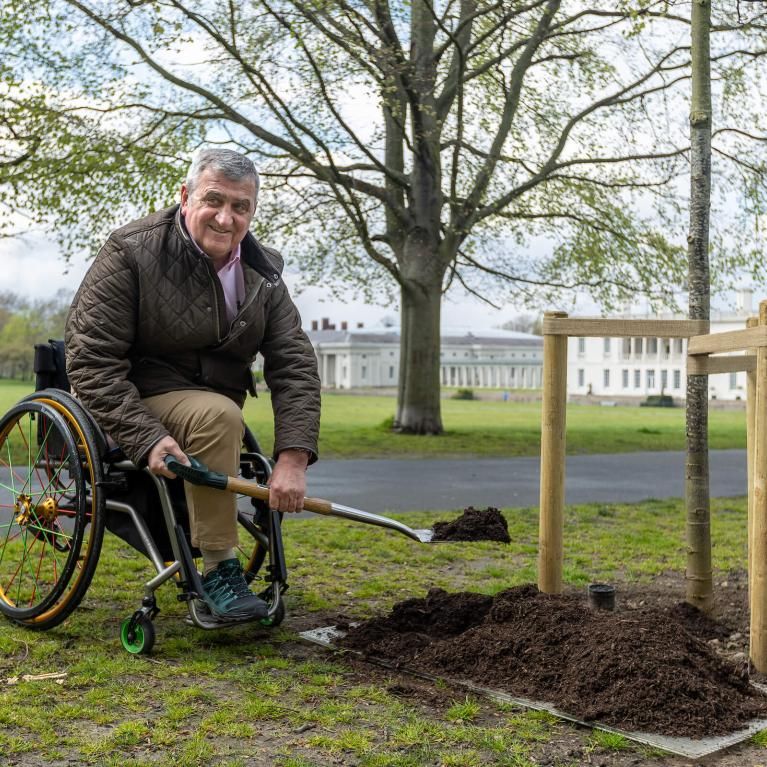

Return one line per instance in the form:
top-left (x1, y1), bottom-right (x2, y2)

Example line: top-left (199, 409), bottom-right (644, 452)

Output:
top-left (65, 148), bottom-right (321, 621)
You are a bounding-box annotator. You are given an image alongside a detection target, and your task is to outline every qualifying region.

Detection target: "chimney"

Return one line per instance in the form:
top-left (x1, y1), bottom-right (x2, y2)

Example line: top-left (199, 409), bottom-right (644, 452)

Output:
top-left (357, 322), bottom-right (364, 329)
top-left (311, 320), bottom-right (318, 331)
top-left (341, 321), bottom-right (348, 330)
top-left (321, 317), bottom-right (330, 330)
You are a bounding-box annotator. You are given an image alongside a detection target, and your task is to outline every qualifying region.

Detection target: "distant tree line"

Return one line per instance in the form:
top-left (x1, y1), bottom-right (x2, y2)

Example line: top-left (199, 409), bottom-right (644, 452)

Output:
top-left (500, 314), bottom-right (543, 336)
top-left (0, 290), bottom-right (72, 380)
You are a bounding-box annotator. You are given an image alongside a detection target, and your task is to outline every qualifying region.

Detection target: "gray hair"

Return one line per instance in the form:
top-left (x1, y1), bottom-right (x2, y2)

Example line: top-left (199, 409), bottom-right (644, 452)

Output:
top-left (185, 148), bottom-right (260, 200)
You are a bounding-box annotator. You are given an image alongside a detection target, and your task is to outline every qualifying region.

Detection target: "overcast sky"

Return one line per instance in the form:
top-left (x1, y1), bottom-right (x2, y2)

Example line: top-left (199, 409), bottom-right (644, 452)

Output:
top-left (12, 221), bottom-right (758, 333)
top-left (13, 229), bottom-right (532, 330)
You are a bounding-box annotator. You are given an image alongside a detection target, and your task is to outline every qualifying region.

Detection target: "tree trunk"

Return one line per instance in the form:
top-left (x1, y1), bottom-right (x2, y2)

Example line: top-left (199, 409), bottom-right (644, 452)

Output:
top-left (396, 276), bottom-right (444, 434)
top-left (685, 0), bottom-right (712, 611)
top-left (394, 295), bottom-right (413, 428)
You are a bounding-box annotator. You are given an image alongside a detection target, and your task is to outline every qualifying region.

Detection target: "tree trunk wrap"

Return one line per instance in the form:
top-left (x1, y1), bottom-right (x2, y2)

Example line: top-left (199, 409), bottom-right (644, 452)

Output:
top-left (685, 382), bottom-right (712, 608)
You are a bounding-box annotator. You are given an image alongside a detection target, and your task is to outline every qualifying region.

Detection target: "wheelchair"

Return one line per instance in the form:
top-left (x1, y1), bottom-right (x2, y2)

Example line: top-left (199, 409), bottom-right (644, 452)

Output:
top-left (0, 341), bottom-right (288, 654)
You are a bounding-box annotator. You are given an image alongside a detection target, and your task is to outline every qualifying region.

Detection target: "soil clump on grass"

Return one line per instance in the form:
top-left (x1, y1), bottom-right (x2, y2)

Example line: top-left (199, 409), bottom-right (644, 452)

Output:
top-left (430, 506), bottom-right (510, 543)
top-left (339, 584), bottom-right (767, 738)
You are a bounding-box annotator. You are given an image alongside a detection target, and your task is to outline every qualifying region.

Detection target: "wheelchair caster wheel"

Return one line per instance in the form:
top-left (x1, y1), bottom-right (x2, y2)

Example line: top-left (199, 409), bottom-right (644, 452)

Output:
top-left (120, 615), bottom-right (156, 655)
top-left (259, 599), bottom-right (285, 628)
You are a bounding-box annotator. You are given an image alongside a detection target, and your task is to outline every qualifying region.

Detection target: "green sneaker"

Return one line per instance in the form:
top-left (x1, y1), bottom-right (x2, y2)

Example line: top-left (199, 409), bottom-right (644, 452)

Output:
top-left (201, 558), bottom-right (268, 620)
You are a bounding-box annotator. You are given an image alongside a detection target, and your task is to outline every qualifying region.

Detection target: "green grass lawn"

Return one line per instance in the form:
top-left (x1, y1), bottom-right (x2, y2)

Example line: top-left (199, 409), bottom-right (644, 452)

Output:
top-left (0, 496), bottom-right (759, 766)
top-left (2, 379), bottom-right (747, 458)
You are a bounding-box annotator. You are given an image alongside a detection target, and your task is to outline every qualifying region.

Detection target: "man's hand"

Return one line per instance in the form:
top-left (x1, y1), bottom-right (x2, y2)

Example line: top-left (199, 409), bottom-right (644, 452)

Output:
top-left (268, 449), bottom-right (309, 512)
top-left (147, 435), bottom-right (190, 478)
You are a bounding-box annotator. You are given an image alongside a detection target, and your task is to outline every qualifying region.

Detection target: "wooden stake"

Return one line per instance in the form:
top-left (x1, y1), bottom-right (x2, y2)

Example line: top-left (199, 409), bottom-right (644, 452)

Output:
top-left (538, 311), bottom-right (568, 594)
top-left (750, 302), bottom-right (767, 671)
top-left (747, 316), bottom-right (758, 605)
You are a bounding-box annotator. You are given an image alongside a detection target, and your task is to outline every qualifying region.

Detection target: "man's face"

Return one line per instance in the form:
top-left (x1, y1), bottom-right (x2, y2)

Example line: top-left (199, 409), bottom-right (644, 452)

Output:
top-left (180, 168), bottom-right (257, 262)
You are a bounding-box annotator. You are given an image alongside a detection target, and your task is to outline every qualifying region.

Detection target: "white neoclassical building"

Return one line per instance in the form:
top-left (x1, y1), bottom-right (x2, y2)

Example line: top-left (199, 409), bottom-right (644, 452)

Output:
top-left (295, 319), bottom-right (543, 390)
top-left (567, 291), bottom-right (756, 403)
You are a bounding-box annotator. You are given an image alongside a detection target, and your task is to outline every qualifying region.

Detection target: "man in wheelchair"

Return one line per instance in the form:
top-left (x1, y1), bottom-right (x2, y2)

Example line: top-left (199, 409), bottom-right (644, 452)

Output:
top-left (64, 148), bottom-right (321, 622)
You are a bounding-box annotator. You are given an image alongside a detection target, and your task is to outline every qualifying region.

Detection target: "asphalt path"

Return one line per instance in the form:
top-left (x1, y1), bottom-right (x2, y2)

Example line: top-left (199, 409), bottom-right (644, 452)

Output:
top-left (1, 450), bottom-right (748, 517)
top-left (304, 449), bottom-right (749, 514)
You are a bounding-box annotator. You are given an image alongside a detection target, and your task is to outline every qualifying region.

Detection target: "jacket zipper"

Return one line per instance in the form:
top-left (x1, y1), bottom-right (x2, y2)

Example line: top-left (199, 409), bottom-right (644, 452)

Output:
top-left (222, 278), bottom-right (265, 345)
top-left (203, 260), bottom-right (224, 341)
top-left (236, 276), bottom-right (265, 319)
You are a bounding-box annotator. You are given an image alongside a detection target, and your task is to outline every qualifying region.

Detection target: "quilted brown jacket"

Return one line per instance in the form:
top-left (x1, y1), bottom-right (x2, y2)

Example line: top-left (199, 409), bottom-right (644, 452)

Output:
top-left (65, 205), bottom-right (320, 466)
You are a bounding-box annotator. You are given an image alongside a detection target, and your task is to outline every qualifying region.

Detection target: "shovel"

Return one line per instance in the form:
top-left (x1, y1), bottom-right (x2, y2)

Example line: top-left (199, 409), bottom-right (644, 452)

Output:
top-left (165, 456), bottom-right (435, 543)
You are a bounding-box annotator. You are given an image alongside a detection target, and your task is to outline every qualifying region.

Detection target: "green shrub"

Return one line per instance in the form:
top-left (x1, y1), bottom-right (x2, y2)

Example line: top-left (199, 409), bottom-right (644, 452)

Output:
top-left (640, 394), bottom-right (675, 408)
top-left (451, 388), bottom-right (475, 400)
top-left (379, 415), bottom-right (396, 431)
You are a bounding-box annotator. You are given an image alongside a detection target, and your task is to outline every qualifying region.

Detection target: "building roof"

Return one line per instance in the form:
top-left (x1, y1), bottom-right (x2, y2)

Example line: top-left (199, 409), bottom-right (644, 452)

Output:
top-left (306, 325), bottom-right (542, 347)
top-left (307, 330), bottom-right (400, 344)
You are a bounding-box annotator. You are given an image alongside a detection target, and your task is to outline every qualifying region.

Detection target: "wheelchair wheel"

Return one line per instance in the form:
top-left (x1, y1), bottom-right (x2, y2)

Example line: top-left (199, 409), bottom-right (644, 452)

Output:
top-left (258, 585), bottom-right (286, 628)
top-left (120, 614), bottom-right (155, 655)
top-left (26, 391), bottom-right (106, 627)
top-left (0, 398), bottom-right (104, 629)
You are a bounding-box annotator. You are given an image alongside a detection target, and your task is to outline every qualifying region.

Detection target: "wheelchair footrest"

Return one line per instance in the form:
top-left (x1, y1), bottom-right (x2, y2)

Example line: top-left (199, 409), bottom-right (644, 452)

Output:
top-left (186, 598), bottom-right (268, 630)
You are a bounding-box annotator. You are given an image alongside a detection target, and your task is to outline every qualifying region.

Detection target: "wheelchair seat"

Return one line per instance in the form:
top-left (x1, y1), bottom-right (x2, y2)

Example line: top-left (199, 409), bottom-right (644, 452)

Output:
top-left (34, 340), bottom-right (125, 462)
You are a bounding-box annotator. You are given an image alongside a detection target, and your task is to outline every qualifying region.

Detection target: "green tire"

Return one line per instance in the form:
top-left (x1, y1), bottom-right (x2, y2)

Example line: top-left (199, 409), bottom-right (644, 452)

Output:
top-left (259, 598), bottom-right (285, 628)
top-left (120, 616), bottom-right (156, 655)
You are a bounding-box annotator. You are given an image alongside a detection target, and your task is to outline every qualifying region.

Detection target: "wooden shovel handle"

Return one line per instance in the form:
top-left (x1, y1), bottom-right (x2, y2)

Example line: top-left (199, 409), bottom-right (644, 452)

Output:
top-left (226, 476), bottom-right (333, 515)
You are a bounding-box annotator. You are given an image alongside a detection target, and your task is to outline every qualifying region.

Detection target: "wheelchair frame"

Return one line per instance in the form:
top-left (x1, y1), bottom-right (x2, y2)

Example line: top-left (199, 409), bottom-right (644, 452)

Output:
top-left (0, 387), bottom-right (288, 654)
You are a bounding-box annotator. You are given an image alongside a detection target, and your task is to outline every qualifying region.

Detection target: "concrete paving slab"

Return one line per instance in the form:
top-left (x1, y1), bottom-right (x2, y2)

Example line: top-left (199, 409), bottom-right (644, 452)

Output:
top-left (301, 624), bottom-right (767, 759)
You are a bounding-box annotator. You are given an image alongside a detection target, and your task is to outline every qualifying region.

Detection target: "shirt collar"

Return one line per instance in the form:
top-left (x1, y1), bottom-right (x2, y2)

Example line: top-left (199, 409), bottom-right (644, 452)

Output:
top-left (181, 214), bottom-right (241, 271)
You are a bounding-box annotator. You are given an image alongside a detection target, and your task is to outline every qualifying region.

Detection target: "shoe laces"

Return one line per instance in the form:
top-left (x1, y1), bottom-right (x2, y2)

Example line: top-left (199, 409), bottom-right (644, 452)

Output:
top-left (220, 560), bottom-right (253, 599)
top-left (203, 571), bottom-right (236, 603)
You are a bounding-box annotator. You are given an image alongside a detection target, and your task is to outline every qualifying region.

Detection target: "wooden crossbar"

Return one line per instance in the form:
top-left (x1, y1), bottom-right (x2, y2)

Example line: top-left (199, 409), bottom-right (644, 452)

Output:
top-left (542, 317), bottom-right (708, 338)
top-left (687, 326), bottom-right (767, 356)
top-left (687, 354), bottom-right (756, 375)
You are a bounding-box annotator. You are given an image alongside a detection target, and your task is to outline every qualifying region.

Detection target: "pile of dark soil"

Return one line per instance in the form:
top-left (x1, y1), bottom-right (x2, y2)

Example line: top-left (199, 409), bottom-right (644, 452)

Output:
top-left (431, 506), bottom-right (510, 543)
top-left (340, 585), bottom-right (767, 738)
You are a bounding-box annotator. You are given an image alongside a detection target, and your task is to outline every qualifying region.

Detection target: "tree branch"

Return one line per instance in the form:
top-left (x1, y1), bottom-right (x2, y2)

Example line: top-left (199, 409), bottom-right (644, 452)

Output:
top-left (472, 49), bottom-right (692, 224)
top-left (67, 0), bottom-right (409, 220)
top-left (453, 0), bottom-right (560, 238)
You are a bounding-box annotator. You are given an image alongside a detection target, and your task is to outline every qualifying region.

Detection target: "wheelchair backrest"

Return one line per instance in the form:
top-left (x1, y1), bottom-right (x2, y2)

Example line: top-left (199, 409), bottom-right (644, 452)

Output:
top-left (34, 340), bottom-right (70, 392)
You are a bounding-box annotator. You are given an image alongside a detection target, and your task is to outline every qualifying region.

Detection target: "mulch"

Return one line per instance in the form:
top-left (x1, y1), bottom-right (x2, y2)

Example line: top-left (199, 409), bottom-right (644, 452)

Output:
top-left (431, 506), bottom-right (511, 543)
top-left (339, 584), bottom-right (767, 738)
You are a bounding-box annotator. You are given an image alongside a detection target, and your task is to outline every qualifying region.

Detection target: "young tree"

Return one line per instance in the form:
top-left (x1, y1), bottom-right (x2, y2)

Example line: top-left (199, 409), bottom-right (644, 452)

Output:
top-left (685, 0), bottom-right (712, 611)
top-left (1, 2), bottom-right (766, 431)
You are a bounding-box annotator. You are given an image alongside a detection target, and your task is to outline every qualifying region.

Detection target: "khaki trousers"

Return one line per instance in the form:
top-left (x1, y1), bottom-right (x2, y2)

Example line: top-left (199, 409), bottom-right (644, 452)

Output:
top-left (142, 390), bottom-right (245, 549)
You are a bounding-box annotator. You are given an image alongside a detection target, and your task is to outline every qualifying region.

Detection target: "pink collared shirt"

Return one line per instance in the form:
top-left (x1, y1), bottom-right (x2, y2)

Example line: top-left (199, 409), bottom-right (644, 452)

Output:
top-left (215, 244), bottom-right (246, 323)
top-left (185, 221), bottom-right (246, 324)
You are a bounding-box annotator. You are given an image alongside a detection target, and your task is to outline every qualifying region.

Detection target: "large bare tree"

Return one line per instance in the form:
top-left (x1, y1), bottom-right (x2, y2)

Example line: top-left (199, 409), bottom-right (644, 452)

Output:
top-left (1, 1), bottom-right (766, 432)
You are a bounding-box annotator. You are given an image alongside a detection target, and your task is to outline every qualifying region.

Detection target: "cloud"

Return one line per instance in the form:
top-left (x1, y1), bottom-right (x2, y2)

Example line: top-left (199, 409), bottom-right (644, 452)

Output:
top-left (3, 235), bottom-right (90, 298)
